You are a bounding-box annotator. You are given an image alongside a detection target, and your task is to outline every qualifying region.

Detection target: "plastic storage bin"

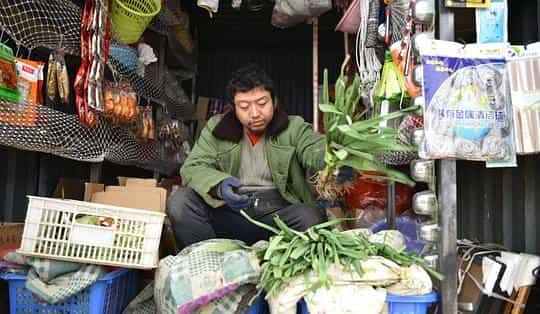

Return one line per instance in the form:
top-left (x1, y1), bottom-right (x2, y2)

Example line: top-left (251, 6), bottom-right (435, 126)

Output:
top-left (0, 268), bottom-right (139, 314)
top-left (296, 291), bottom-right (438, 314)
top-left (18, 196), bottom-right (165, 269)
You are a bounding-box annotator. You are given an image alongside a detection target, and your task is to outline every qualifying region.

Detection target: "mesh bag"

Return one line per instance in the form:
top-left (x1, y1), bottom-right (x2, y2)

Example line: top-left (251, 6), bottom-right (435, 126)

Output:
top-left (0, 0), bottom-right (187, 174)
top-left (374, 114), bottom-right (423, 165)
top-left (148, 5), bottom-right (179, 36)
top-left (0, 98), bottom-right (164, 166)
top-left (108, 56), bottom-right (164, 102)
top-left (0, 0), bottom-right (81, 55)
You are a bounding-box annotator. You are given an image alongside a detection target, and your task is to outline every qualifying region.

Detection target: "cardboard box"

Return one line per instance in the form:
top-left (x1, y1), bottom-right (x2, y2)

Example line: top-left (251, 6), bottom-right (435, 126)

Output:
top-left (84, 182), bottom-right (105, 202)
top-left (53, 178), bottom-right (85, 200)
top-left (458, 257), bottom-right (483, 312)
top-left (105, 186), bottom-right (166, 212)
top-left (117, 176), bottom-right (157, 187)
top-left (84, 182), bottom-right (166, 213)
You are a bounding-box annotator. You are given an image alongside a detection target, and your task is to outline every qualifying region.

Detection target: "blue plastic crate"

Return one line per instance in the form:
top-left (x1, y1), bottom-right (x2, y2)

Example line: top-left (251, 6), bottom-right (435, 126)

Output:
top-left (246, 294), bottom-right (269, 314)
top-left (0, 268), bottom-right (139, 314)
top-left (386, 292), bottom-right (438, 314)
top-left (296, 291), bottom-right (438, 314)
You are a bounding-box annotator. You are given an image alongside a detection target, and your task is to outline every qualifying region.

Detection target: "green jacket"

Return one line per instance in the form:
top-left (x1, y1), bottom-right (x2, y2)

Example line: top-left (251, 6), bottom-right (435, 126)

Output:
top-left (180, 109), bottom-right (325, 208)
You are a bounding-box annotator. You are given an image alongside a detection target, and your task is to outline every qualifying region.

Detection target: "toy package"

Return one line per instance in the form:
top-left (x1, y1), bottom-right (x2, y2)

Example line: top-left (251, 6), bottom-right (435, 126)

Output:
top-left (475, 0), bottom-right (507, 44)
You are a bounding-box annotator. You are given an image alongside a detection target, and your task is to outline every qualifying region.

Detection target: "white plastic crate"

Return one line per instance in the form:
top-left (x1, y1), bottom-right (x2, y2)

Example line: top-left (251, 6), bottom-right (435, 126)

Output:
top-left (18, 196), bottom-right (165, 269)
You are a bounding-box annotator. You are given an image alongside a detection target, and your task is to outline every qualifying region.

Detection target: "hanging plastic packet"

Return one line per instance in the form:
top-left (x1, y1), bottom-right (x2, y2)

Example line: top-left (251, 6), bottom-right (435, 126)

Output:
top-left (475, 0), bottom-right (508, 44)
top-left (55, 50), bottom-right (70, 104)
top-left (136, 106), bottom-right (155, 141)
top-left (374, 51), bottom-right (411, 120)
top-left (46, 53), bottom-right (57, 102)
top-left (15, 58), bottom-right (44, 104)
top-left (197, 0), bottom-right (219, 17)
top-left (0, 43), bottom-right (21, 102)
top-left (417, 40), bottom-right (517, 165)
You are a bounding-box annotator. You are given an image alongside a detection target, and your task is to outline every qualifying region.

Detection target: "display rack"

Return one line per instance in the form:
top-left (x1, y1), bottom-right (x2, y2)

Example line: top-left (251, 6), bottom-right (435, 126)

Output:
top-left (436, 1), bottom-right (458, 312)
top-left (0, 0), bottom-right (194, 176)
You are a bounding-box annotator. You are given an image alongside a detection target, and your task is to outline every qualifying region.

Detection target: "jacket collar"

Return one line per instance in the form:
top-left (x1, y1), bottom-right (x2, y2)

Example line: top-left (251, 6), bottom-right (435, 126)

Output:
top-left (212, 108), bottom-right (289, 142)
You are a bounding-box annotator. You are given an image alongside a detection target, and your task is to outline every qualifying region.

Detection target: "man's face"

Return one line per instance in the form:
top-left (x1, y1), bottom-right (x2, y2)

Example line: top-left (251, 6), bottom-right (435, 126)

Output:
top-left (234, 88), bottom-right (274, 135)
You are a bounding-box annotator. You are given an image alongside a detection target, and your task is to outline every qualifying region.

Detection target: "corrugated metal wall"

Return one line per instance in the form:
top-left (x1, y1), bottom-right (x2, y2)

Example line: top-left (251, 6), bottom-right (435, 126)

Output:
top-left (457, 156), bottom-right (540, 254)
top-left (0, 148), bottom-right (90, 222)
top-left (0, 147), bottom-right (153, 223)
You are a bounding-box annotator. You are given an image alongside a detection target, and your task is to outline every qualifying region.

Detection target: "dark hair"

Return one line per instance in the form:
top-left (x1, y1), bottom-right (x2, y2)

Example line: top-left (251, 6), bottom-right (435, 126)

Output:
top-left (226, 64), bottom-right (274, 104)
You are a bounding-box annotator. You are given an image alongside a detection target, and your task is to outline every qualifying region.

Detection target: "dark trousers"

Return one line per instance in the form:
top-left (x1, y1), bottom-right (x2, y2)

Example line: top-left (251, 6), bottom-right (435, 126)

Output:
top-left (166, 187), bottom-right (326, 249)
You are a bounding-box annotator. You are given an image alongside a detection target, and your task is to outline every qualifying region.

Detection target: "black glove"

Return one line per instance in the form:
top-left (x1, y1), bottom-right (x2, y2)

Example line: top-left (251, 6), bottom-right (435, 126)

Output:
top-left (336, 166), bottom-right (356, 184)
top-left (218, 177), bottom-right (250, 211)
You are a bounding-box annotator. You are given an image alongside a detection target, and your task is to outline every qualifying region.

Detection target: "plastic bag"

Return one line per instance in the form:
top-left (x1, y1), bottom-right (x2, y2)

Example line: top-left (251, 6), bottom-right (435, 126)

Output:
top-left (304, 285), bottom-right (387, 314)
top-left (55, 50), bottom-right (70, 104)
top-left (157, 109), bottom-right (191, 164)
top-left (386, 264), bottom-right (432, 296)
top-left (344, 172), bottom-right (414, 229)
top-left (369, 230), bottom-right (407, 251)
top-left (418, 40), bottom-right (517, 163)
top-left (135, 106), bottom-right (155, 141)
top-left (104, 82), bottom-right (139, 125)
top-left (271, 0), bottom-right (332, 28)
top-left (0, 43), bottom-right (20, 102)
top-left (476, 0), bottom-right (507, 44)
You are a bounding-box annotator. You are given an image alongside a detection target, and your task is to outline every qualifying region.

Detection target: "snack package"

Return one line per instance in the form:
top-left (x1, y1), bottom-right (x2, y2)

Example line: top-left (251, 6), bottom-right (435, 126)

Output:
top-left (55, 50), bottom-right (70, 103)
top-left (15, 58), bottom-right (45, 104)
top-left (46, 53), bottom-right (57, 102)
top-left (136, 106), bottom-right (155, 141)
top-left (0, 43), bottom-right (20, 102)
top-left (104, 81), bottom-right (139, 124)
top-left (418, 40), bottom-right (516, 163)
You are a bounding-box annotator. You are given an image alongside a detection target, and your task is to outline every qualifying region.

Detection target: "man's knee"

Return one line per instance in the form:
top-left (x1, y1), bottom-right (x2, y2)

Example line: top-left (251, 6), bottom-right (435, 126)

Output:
top-left (166, 187), bottom-right (202, 223)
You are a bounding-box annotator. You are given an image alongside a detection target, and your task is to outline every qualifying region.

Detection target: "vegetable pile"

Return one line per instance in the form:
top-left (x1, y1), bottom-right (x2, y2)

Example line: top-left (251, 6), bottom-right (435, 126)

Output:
top-left (242, 211), bottom-right (443, 298)
top-left (315, 55), bottom-right (418, 199)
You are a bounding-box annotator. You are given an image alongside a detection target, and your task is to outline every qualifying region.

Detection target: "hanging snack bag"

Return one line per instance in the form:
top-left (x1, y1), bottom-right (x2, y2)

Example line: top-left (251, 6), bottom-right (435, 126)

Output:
top-left (418, 40), bottom-right (516, 162)
top-left (46, 53), bottom-right (57, 102)
top-left (55, 50), bottom-right (70, 103)
top-left (136, 106), bottom-right (155, 141)
top-left (15, 58), bottom-right (45, 104)
top-left (0, 43), bottom-right (20, 101)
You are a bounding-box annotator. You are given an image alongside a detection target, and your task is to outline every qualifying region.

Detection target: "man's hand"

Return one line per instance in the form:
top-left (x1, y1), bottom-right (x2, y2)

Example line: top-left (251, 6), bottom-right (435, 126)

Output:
top-left (336, 166), bottom-right (357, 184)
top-left (219, 177), bottom-right (251, 211)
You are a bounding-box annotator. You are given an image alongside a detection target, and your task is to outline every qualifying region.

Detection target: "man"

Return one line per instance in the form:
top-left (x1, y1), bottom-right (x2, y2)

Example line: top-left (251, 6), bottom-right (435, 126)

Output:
top-left (167, 64), bottom-right (347, 248)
